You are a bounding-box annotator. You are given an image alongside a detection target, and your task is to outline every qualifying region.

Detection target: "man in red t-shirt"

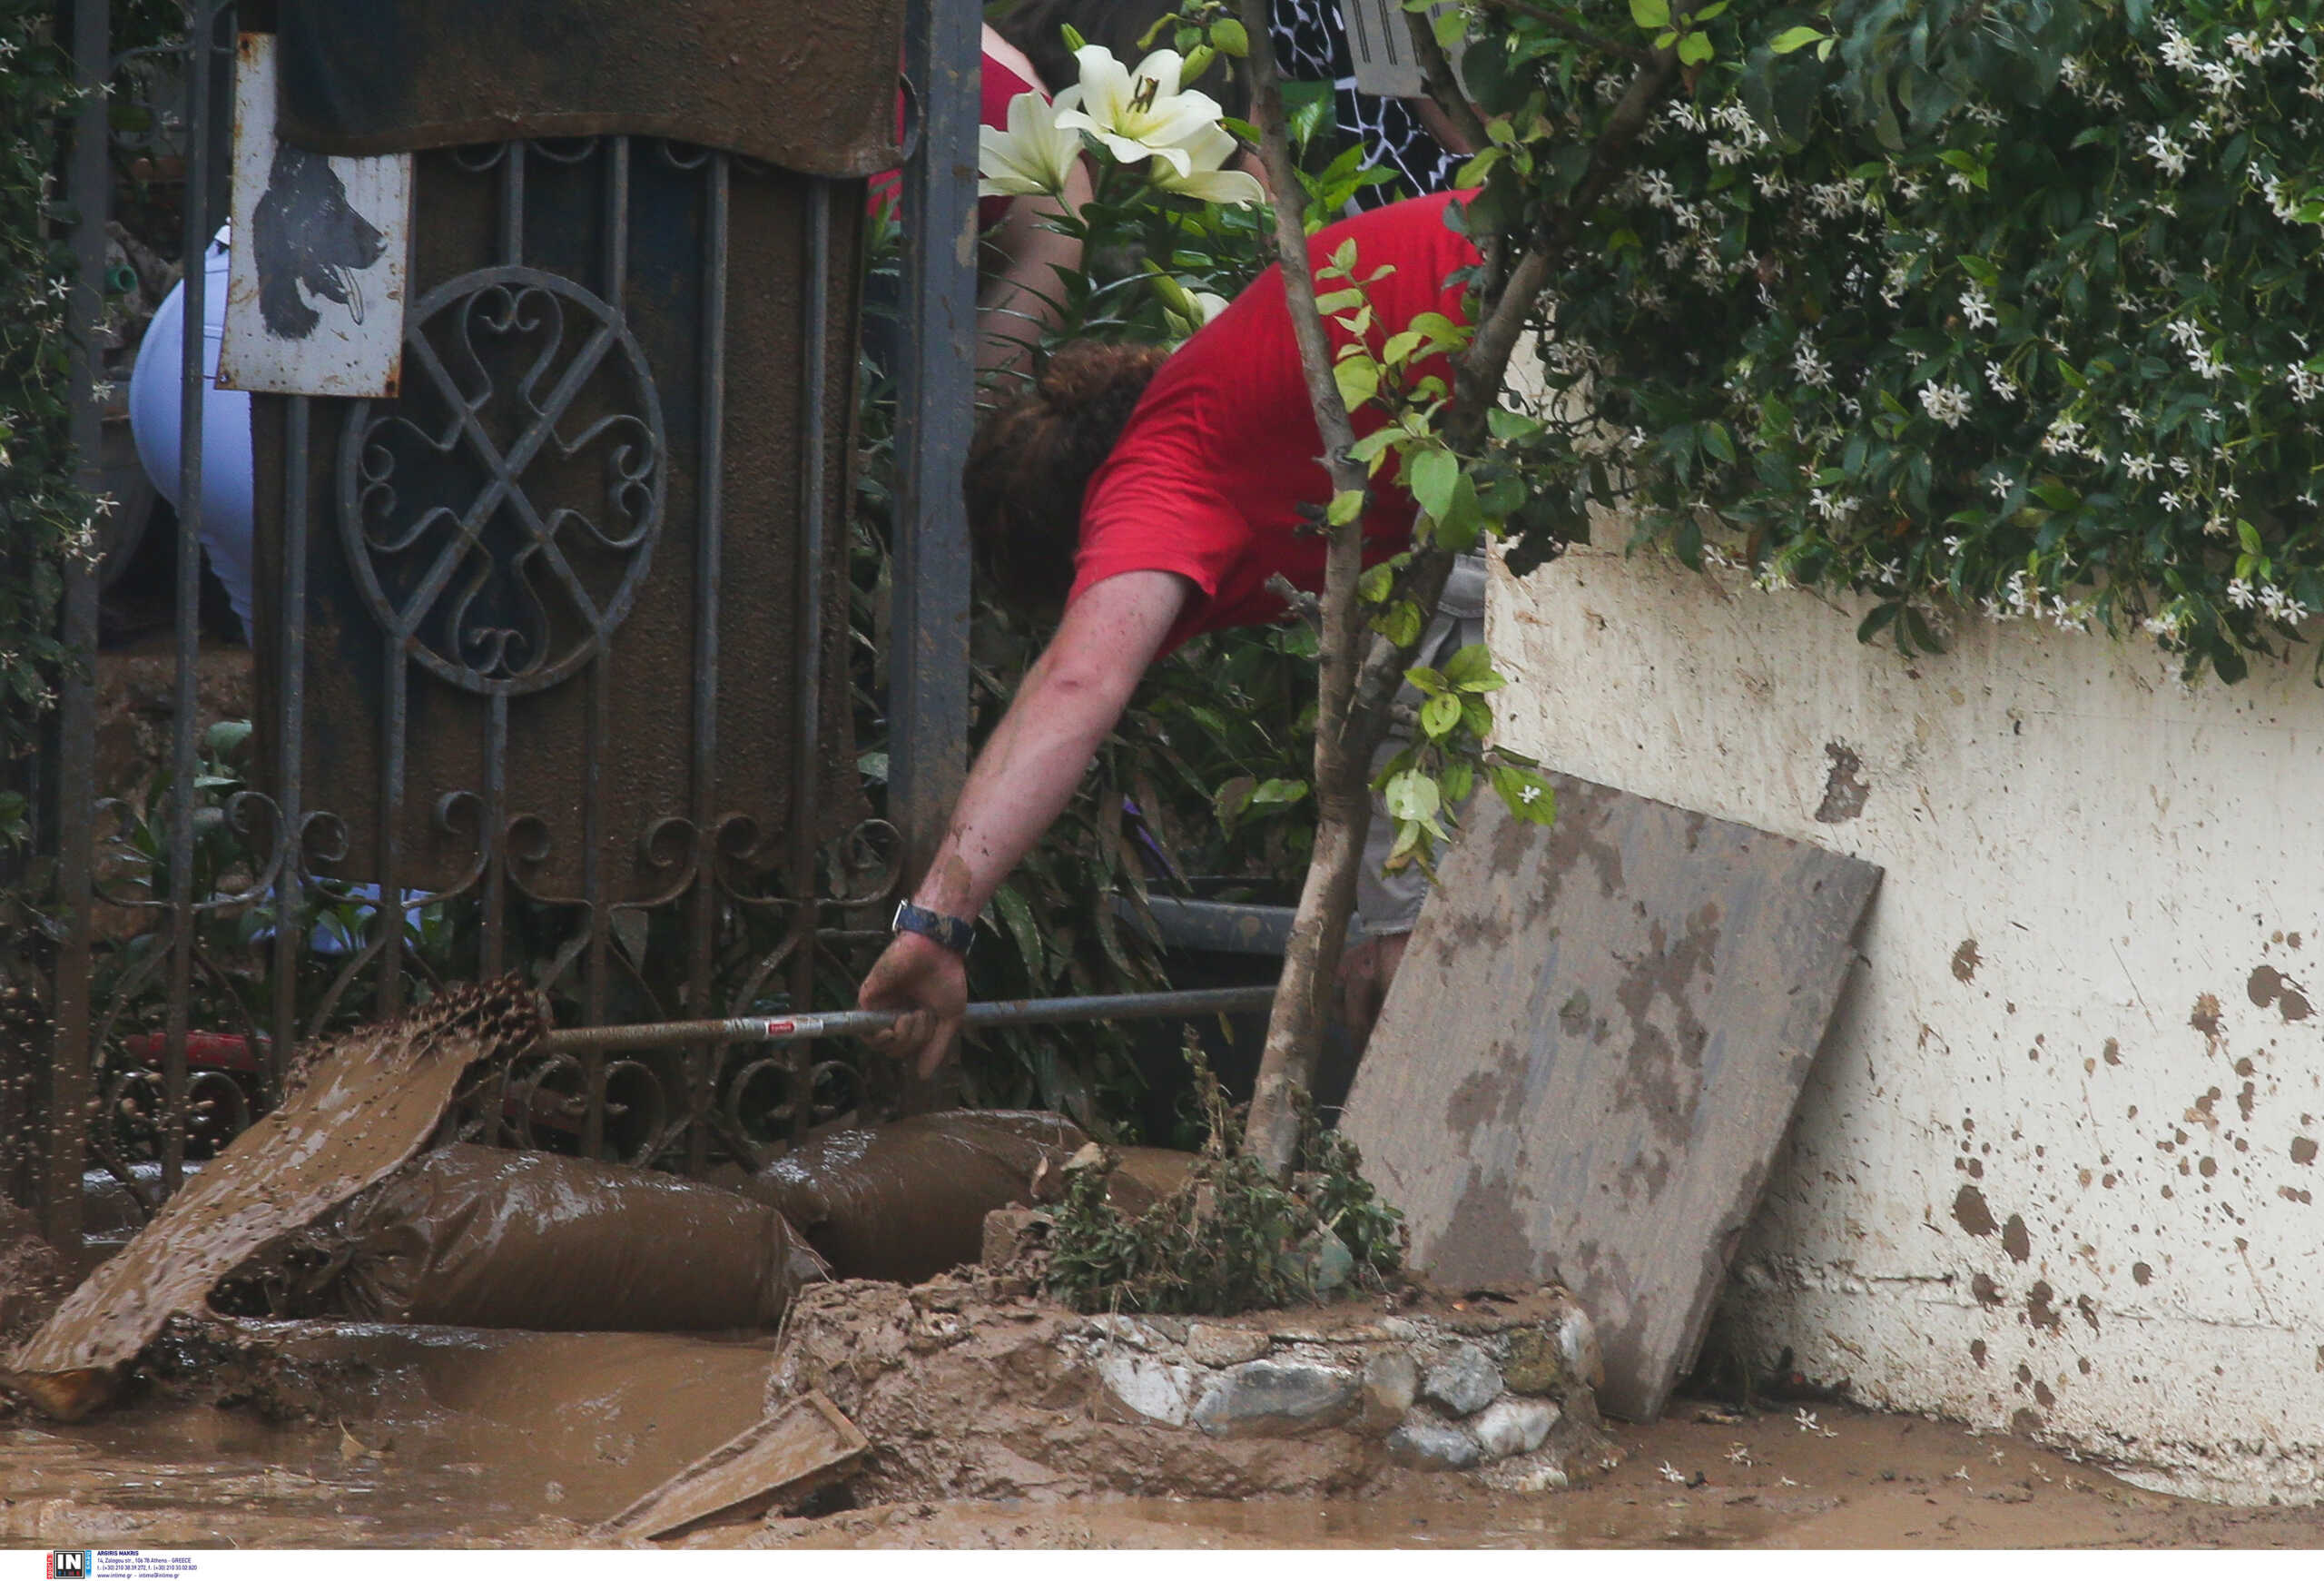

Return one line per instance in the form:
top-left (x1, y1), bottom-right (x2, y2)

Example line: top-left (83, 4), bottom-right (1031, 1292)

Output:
top-left (862, 192), bottom-right (1483, 1072)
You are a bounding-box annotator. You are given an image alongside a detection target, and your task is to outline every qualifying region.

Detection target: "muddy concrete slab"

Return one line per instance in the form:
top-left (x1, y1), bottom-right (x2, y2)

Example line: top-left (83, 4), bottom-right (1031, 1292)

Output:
top-left (9, 983), bottom-right (541, 1420)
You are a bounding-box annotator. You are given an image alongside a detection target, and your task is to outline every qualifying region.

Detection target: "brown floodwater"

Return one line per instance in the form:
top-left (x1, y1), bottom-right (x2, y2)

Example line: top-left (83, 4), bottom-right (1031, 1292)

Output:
top-left (1, 1326), bottom-right (776, 1546)
top-left (11, 1340), bottom-right (2324, 1551)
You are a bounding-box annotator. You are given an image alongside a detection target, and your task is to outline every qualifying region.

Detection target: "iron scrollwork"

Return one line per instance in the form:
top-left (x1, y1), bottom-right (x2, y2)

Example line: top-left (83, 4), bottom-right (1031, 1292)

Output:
top-left (339, 267), bottom-right (666, 697)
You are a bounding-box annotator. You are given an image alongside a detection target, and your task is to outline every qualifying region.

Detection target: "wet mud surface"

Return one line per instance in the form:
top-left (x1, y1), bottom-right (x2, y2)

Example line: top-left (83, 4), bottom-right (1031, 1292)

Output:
top-left (9, 1382), bottom-right (2324, 1548)
top-left (743, 1401), bottom-right (2324, 1549)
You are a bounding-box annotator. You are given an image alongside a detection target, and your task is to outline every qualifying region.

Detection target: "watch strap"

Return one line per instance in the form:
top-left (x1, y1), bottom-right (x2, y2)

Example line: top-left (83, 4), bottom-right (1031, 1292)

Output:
top-left (892, 899), bottom-right (977, 956)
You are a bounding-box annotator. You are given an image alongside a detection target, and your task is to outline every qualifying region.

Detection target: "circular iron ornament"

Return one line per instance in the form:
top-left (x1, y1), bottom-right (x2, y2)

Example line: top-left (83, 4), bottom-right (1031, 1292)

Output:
top-left (339, 266), bottom-right (667, 697)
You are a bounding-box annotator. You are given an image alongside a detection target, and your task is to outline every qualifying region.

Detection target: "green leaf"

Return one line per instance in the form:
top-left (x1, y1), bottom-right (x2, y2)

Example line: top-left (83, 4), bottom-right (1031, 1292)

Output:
top-left (1677, 30), bottom-right (1715, 65)
top-left (1250, 777), bottom-right (1309, 805)
top-left (1433, 8), bottom-right (1466, 48)
top-left (991, 884), bottom-right (1047, 987)
top-left (1328, 489), bottom-right (1366, 527)
top-left (1441, 643), bottom-right (1495, 690)
top-left (1383, 769), bottom-right (1442, 824)
top-left (1408, 448), bottom-right (1460, 520)
top-left (1490, 764), bottom-right (1556, 825)
top-left (1376, 600), bottom-right (1423, 647)
top-left (1629, 0), bottom-right (1670, 29)
top-left (1421, 693), bottom-right (1462, 739)
top-left (1334, 356), bottom-right (1381, 409)
top-left (1768, 24), bottom-right (1825, 53)
top-left (1489, 407), bottom-right (1543, 441)
top-left (1209, 16), bottom-right (1249, 56)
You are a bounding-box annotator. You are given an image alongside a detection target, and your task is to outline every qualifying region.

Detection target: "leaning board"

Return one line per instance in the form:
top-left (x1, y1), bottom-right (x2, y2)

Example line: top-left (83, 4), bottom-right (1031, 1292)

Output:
top-left (1341, 776), bottom-right (1881, 1421)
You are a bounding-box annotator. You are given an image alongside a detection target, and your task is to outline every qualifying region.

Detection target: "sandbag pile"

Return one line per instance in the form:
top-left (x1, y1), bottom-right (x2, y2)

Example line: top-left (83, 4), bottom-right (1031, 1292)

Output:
top-left (303, 1144), bottom-right (829, 1331)
top-left (736, 1110), bottom-right (1091, 1285)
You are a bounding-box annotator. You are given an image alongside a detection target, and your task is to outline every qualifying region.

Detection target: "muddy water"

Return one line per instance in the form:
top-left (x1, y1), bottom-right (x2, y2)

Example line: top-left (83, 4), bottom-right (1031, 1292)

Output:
top-left (744, 1401), bottom-right (2324, 1550)
top-left (1, 1327), bottom-right (775, 1546)
top-left (11, 1387), bottom-right (2324, 1547)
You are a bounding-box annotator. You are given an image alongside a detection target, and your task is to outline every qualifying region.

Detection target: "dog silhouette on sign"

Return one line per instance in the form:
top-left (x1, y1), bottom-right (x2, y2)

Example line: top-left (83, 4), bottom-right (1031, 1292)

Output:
top-left (252, 144), bottom-right (386, 340)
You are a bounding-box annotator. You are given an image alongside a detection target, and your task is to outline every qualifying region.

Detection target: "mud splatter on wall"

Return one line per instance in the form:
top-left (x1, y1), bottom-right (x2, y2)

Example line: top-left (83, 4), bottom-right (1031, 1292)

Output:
top-left (1492, 543), bottom-right (2324, 1505)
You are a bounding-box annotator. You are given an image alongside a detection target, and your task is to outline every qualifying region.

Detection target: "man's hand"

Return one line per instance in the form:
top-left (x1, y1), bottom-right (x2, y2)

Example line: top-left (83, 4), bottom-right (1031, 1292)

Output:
top-left (858, 929), bottom-right (969, 1077)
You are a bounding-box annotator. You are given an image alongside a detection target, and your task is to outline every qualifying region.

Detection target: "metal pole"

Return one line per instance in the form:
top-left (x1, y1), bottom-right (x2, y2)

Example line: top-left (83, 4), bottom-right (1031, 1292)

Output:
top-left (539, 984), bottom-right (1280, 1053)
top-left (886, 0), bottom-right (979, 876)
top-left (162, 0), bottom-right (225, 1198)
top-left (44, 0), bottom-right (113, 1249)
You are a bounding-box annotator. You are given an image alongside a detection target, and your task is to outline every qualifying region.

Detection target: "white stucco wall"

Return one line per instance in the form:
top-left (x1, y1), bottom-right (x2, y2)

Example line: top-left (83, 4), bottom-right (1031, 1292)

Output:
top-left (1488, 542), bottom-right (2324, 1506)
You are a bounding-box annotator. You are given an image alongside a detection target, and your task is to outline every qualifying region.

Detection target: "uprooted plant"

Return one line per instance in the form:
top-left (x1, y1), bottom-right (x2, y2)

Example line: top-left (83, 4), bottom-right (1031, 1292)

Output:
top-left (1043, 1033), bottom-right (1404, 1315)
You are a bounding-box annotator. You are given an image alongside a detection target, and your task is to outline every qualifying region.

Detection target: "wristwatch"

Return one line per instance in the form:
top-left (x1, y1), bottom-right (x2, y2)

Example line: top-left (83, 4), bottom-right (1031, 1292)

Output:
top-left (891, 899), bottom-right (977, 957)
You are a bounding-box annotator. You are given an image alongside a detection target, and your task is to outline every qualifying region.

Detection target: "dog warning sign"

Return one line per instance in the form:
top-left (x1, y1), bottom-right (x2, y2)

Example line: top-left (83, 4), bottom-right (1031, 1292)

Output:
top-left (218, 32), bottom-right (411, 398)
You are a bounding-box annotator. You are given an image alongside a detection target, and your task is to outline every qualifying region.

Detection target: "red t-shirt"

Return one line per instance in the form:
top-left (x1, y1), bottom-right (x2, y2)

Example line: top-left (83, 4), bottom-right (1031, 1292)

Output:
top-left (869, 51), bottom-right (1038, 232)
top-left (1071, 192), bottom-right (1480, 654)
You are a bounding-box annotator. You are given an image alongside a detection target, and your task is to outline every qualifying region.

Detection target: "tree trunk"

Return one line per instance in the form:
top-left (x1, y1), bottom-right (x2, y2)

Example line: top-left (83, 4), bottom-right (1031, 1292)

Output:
top-left (1233, 0), bottom-right (1378, 1175)
top-left (1233, 3), bottom-right (1677, 1174)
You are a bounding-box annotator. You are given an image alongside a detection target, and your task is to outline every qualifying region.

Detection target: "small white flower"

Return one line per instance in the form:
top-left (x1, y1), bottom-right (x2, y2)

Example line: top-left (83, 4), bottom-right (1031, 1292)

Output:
top-left (1960, 286), bottom-right (1996, 330)
top-left (2228, 578), bottom-right (2258, 608)
top-left (1794, 1408), bottom-right (1821, 1433)
top-left (1794, 339), bottom-right (1832, 389)
top-left (1988, 472), bottom-right (2015, 500)
top-left (1727, 1444), bottom-right (1753, 1465)
top-left (2143, 128), bottom-right (2190, 179)
top-left (1986, 361), bottom-right (2019, 400)
top-left (1639, 169), bottom-right (1676, 210)
top-left (2124, 454), bottom-right (2158, 480)
top-left (1520, 783), bottom-right (1542, 805)
top-left (1659, 1461), bottom-right (1689, 1484)
top-left (1920, 381), bottom-right (1972, 428)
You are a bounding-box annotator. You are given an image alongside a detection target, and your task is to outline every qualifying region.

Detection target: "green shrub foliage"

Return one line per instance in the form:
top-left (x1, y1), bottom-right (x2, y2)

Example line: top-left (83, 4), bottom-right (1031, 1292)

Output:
top-left (1454, 0), bottom-right (2324, 681)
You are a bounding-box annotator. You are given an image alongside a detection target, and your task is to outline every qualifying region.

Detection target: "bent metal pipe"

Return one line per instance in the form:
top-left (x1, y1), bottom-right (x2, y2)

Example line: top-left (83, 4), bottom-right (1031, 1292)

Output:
top-left (537, 984), bottom-right (1282, 1054)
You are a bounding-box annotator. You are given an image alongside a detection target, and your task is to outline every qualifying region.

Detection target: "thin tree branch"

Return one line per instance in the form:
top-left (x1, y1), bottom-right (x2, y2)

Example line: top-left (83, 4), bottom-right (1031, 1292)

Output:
top-left (1474, 0), bottom-right (1658, 64)
top-left (1237, 0), bottom-right (1382, 1176)
top-left (1404, 10), bottom-right (1492, 155)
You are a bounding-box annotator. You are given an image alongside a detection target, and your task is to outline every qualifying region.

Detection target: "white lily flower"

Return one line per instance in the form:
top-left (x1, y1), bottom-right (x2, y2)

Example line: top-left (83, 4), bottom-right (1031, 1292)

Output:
top-left (1149, 121), bottom-right (1264, 205)
top-left (979, 90), bottom-right (1082, 200)
top-left (1056, 44), bottom-right (1226, 179)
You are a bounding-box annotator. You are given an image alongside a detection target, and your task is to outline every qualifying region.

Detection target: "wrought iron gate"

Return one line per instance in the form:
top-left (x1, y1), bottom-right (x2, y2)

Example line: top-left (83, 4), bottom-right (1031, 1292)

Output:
top-left (31, 0), bottom-right (980, 1247)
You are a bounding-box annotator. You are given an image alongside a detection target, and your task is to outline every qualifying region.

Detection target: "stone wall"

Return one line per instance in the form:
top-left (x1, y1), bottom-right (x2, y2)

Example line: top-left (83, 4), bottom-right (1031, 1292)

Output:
top-left (770, 1270), bottom-right (1610, 1503)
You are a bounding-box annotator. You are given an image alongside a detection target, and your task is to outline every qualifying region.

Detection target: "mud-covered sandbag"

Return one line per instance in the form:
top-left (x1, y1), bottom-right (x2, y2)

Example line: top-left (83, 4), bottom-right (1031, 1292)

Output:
top-left (741, 1111), bottom-right (1088, 1284)
top-left (324, 1145), bottom-right (826, 1330)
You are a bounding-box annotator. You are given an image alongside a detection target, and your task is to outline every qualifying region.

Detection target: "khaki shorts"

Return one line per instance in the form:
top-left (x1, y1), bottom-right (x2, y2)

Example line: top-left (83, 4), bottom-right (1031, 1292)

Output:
top-left (1354, 555), bottom-right (1487, 938)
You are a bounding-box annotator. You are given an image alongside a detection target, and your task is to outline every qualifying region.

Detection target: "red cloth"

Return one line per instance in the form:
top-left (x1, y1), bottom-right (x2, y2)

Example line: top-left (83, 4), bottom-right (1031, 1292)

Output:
top-left (1070, 192), bottom-right (1481, 655)
top-left (870, 51), bottom-right (1038, 232)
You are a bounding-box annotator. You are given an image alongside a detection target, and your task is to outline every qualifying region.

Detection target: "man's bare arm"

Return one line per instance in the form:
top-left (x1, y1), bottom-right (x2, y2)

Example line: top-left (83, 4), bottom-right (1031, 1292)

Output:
top-left (858, 569), bottom-right (1193, 1073)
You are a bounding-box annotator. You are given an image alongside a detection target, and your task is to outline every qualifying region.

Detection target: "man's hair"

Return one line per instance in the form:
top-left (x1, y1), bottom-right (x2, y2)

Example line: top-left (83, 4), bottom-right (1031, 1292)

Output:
top-left (964, 340), bottom-right (1170, 610)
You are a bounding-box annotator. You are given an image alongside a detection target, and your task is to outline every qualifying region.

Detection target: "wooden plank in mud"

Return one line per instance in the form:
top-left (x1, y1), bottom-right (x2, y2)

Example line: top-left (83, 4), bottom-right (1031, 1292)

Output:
top-left (595, 1389), bottom-right (869, 1542)
top-left (5, 981), bottom-right (539, 1420)
top-left (1340, 776), bottom-right (1881, 1422)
